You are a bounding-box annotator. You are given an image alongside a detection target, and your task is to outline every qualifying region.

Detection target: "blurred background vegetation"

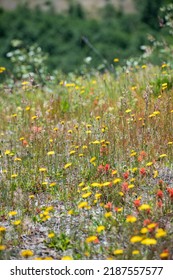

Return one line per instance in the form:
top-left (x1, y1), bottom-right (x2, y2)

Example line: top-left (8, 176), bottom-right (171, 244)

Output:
top-left (0, 0), bottom-right (173, 75)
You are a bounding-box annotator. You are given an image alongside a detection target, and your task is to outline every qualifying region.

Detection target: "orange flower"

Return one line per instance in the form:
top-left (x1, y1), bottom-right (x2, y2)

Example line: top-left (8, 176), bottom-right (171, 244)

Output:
top-left (121, 182), bottom-right (128, 193)
top-left (133, 199), bottom-right (141, 208)
top-left (156, 190), bottom-right (163, 199)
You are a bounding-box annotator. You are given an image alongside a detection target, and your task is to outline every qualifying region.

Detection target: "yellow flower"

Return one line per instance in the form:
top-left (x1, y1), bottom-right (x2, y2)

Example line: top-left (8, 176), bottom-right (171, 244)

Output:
top-left (125, 109), bottom-right (132, 113)
top-left (68, 210), bottom-right (74, 215)
top-left (86, 236), bottom-right (97, 243)
top-left (146, 162), bottom-right (153, 167)
top-left (138, 204), bottom-right (151, 211)
top-left (39, 168), bottom-right (47, 172)
top-left (141, 238), bottom-right (157, 245)
top-left (11, 174), bottom-right (18, 178)
top-left (147, 223), bottom-right (157, 229)
top-left (153, 170), bottom-right (158, 178)
top-left (95, 193), bottom-right (102, 199)
top-left (48, 233), bottom-right (55, 238)
top-left (140, 227), bottom-right (149, 234)
top-left (47, 151), bottom-right (55, 156)
top-left (155, 228), bottom-right (167, 238)
top-left (29, 195), bottom-right (35, 199)
top-left (132, 250), bottom-right (140, 255)
top-left (102, 182), bottom-right (111, 187)
top-left (159, 154), bottom-right (167, 158)
top-left (160, 251), bottom-right (169, 259)
top-left (91, 182), bottom-right (102, 187)
top-left (90, 157), bottom-right (96, 163)
top-left (12, 220), bottom-right (21, 226)
top-left (78, 182), bottom-right (85, 187)
top-left (49, 182), bottom-right (56, 187)
top-left (0, 245), bottom-right (6, 251)
top-left (64, 163), bottom-right (72, 169)
top-left (104, 212), bottom-right (112, 218)
top-left (20, 250), bottom-right (34, 258)
top-left (82, 192), bottom-right (92, 198)
top-left (113, 58), bottom-right (119, 62)
top-left (0, 226), bottom-right (6, 233)
top-left (61, 256), bottom-right (73, 260)
top-left (78, 201), bottom-right (88, 209)
top-left (113, 249), bottom-right (123, 255)
top-left (69, 150), bottom-right (76, 155)
top-left (126, 215), bottom-right (137, 223)
top-left (96, 225), bottom-right (105, 233)
top-left (113, 178), bottom-right (121, 184)
top-left (130, 236), bottom-right (143, 243)
top-left (8, 211), bottom-right (17, 217)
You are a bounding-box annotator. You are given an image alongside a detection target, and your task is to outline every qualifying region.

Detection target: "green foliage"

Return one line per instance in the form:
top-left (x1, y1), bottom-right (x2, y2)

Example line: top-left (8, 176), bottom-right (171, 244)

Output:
top-left (45, 233), bottom-right (72, 252)
top-left (0, 3), bottom-right (167, 74)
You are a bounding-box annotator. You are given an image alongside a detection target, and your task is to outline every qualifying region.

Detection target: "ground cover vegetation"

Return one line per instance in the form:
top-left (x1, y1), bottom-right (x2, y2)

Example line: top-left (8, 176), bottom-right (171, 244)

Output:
top-left (0, 2), bottom-right (173, 260)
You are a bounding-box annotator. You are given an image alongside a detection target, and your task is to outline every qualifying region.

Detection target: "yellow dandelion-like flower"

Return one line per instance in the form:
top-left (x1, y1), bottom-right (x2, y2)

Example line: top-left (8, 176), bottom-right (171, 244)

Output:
top-left (146, 162), bottom-right (153, 167)
top-left (78, 201), bottom-right (88, 209)
top-left (92, 140), bottom-right (100, 144)
top-left (69, 150), bottom-right (76, 155)
top-left (12, 220), bottom-right (21, 226)
top-left (97, 225), bottom-right (105, 233)
top-left (130, 236), bottom-right (143, 243)
top-left (104, 212), bottom-right (112, 218)
top-left (113, 178), bottom-right (121, 184)
top-left (29, 195), bottom-right (35, 199)
top-left (11, 174), bottom-right (18, 178)
top-left (64, 163), bottom-right (72, 169)
top-left (141, 238), bottom-right (157, 245)
top-left (45, 206), bottom-right (54, 212)
top-left (132, 250), bottom-right (140, 255)
top-left (68, 210), bottom-right (74, 215)
top-left (118, 192), bottom-right (124, 196)
top-left (155, 228), bottom-right (167, 238)
top-left (8, 211), bottom-right (17, 217)
top-left (160, 251), bottom-right (169, 259)
top-left (102, 182), bottom-right (111, 187)
top-left (39, 168), bottom-right (47, 172)
top-left (138, 204), bottom-right (151, 211)
top-left (91, 182), bottom-right (102, 187)
top-left (126, 215), bottom-right (137, 223)
top-left (85, 236), bottom-right (97, 243)
top-left (147, 223), bottom-right (157, 229)
top-left (20, 250), bottom-right (34, 258)
top-left (142, 64), bottom-right (147, 69)
top-left (140, 227), bottom-right (149, 234)
top-left (153, 170), bottom-right (158, 178)
top-left (49, 182), bottom-right (56, 187)
top-left (0, 226), bottom-right (6, 233)
top-left (128, 184), bottom-right (135, 189)
top-left (90, 157), bottom-right (96, 163)
top-left (0, 245), bottom-right (6, 251)
top-left (168, 141), bottom-right (173, 145)
top-left (113, 58), bottom-right (119, 62)
top-left (47, 151), bottom-right (55, 156)
top-left (82, 192), bottom-right (92, 198)
top-left (78, 182), bottom-right (85, 187)
top-left (159, 154), bottom-right (167, 158)
top-left (48, 233), bottom-right (55, 238)
top-left (113, 249), bottom-right (123, 255)
top-left (95, 193), bottom-right (102, 199)
top-left (61, 256), bottom-right (73, 260)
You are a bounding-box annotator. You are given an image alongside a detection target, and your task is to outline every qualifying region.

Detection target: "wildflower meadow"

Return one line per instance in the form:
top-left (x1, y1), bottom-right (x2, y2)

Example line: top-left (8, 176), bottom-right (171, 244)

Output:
top-left (0, 60), bottom-right (173, 260)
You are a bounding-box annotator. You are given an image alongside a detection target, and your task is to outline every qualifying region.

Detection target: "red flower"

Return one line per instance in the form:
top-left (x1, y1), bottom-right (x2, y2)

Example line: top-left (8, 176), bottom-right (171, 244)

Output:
top-left (157, 201), bottom-right (163, 208)
top-left (121, 182), bottom-right (128, 193)
top-left (140, 167), bottom-right (146, 176)
top-left (133, 199), bottom-right (141, 208)
top-left (123, 171), bottom-right (129, 179)
top-left (105, 164), bottom-right (110, 173)
top-left (98, 165), bottom-right (104, 173)
top-left (167, 187), bottom-right (173, 199)
top-left (143, 219), bottom-right (151, 226)
top-left (105, 202), bottom-right (112, 210)
top-left (157, 190), bottom-right (164, 199)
